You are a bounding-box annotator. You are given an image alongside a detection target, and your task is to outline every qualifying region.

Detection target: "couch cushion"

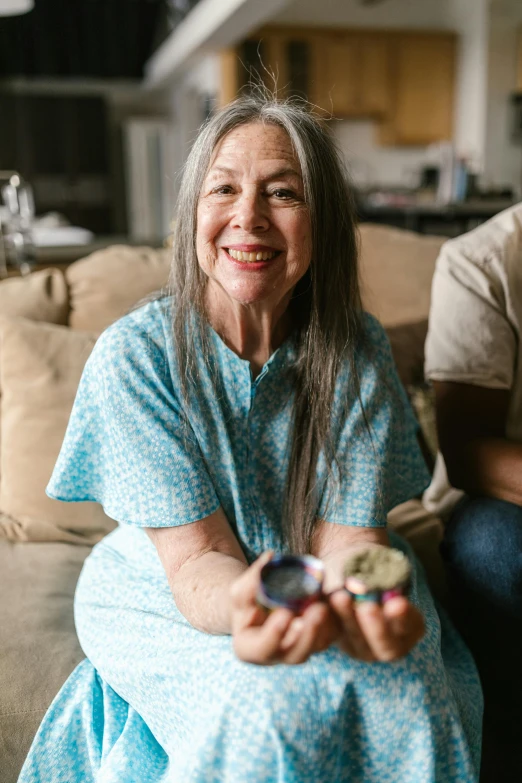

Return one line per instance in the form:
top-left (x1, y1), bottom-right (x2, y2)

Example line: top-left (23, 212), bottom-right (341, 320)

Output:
top-left (0, 316), bottom-right (116, 544)
top-left (0, 268), bottom-right (69, 324)
top-left (385, 319), bottom-right (429, 388)
top-left (359, 224), bottom-right (445, 327)
top-left (387, 498), bottom-right (447, 602)
top-left (0, 539), bottom-right (89, 783)
top-left (66, 245), bottom-right (171, 331)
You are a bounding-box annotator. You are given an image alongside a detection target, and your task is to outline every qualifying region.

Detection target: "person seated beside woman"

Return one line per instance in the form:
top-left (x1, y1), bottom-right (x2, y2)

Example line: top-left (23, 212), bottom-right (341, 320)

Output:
top-left (19, 95), bottom-right (481, 783)
top-left (424, 202), bottom-right (522, 782)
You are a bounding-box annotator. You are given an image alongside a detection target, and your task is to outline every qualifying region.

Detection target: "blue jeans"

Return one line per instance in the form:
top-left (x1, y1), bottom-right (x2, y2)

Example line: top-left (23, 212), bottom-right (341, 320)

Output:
top-left (442, 496), bottom-right (522, 783)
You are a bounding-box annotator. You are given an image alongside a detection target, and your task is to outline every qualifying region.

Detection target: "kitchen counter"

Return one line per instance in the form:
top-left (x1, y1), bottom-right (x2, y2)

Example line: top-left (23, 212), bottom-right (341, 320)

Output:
top-left (34, 235), bottom-right (166, 264)
top-left (356, 198), bottom-right (515, 236)
top-left (1, 235), bottom-right (167, 278)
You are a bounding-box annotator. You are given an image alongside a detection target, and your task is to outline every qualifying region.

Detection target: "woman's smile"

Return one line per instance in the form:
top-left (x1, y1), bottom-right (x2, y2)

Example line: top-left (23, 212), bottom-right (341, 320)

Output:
top-left (225, 245), bottom-right (281, 263)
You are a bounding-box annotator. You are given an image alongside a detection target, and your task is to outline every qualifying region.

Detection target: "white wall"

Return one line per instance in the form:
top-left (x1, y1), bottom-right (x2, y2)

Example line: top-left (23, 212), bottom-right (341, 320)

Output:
top-left (332, 120), bottom-right (434, 189)
top-left (444, 0), bottom-right (489, 172)
top-left (483, 0), bottom-right (522, 196)
top-left (167, 55), bottom-right (221, 200)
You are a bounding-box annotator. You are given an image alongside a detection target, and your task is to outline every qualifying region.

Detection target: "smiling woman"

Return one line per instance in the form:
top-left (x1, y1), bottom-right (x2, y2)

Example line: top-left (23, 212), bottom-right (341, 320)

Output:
top-left (18, 95), bottom-right (482, 783)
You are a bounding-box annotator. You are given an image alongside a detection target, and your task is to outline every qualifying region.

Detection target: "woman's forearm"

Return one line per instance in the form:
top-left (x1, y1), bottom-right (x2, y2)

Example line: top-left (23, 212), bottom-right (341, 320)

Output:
top-left (169, 551), bottom-right (248, 635)
top-left (450, 437), bottom-right (522, 506)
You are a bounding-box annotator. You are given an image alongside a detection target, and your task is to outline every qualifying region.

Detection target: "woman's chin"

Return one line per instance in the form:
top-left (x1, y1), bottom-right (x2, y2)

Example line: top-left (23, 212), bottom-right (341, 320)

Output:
top-left (219, 281), bottom-right (279, 308)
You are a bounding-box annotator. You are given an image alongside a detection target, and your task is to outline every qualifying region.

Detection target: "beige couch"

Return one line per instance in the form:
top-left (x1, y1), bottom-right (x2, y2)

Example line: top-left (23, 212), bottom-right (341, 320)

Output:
top-left (0, 225), bottom-right (447, 782)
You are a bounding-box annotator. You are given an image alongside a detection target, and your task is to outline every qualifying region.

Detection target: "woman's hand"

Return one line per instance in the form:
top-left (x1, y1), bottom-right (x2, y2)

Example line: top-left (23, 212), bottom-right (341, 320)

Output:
top-left (230, 552), bottom-right (425, 665)
top-left (230, 552), bottom-right (341, 665)
top-left (328, 589), bottom-right (425, 662)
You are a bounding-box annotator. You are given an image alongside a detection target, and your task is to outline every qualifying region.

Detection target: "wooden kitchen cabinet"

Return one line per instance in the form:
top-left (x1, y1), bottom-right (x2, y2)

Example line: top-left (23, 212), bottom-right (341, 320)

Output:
top-left (221, 27), bottom-right (391, 118)
top-left (316, 31), bottom-right (391, 117)
top-left (220, 28), bottom-right (319, 106)
top-left (515, 27), bottom-right (522, 92)
top-left (378, 33), bottom-right (456, 146)
top-left (220, 27), bottom-right (456, 146)
top-left (316, 32), bottom-right (359, 115)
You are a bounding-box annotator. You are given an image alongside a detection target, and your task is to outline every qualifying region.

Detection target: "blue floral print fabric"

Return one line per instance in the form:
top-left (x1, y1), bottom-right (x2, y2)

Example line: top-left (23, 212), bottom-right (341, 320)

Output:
top-left (18, 299), bottom-right (482, 782)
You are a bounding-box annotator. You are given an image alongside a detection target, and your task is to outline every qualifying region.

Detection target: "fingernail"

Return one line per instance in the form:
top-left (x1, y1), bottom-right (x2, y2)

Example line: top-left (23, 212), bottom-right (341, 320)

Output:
top-left (275, 611), bottom-right (291, 629)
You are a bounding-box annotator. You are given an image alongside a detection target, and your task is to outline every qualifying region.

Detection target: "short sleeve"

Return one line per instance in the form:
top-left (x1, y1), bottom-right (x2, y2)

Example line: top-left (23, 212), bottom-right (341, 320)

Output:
top-left (319, 315), bottom-right (430, 527)
top-left (425, 242), bottom-right (516, 389)
top-left (46, 304), bottom-right (220, 527)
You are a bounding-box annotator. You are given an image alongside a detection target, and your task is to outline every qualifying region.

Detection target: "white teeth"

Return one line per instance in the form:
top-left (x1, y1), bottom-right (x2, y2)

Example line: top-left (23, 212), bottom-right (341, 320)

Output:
top-left (227, 248), bottom-right (277, 262)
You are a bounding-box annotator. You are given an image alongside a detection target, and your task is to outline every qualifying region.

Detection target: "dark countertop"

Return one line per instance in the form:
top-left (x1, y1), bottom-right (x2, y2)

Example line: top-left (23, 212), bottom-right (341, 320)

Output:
top-left (357, 198), bottom-right (514, 217)
top-left (356, 198), bottom-right (515, 235)
top-left (34, 235), bottom-right (166, 264)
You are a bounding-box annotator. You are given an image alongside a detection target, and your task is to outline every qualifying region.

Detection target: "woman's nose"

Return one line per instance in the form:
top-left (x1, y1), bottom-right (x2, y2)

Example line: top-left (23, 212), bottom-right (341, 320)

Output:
top-left (231, 190), bottom-right (269, 232)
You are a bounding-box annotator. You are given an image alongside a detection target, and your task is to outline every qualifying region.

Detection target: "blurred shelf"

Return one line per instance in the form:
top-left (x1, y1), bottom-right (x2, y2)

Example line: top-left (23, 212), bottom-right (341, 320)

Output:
top-left (357, 199), bottom-right (515, 237)
top-left (34, 235), bottom-right (165, 263)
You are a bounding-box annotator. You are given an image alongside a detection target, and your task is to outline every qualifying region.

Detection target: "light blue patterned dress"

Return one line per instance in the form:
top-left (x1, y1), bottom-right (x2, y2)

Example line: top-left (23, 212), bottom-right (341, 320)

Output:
top-left (18, 299), bottom-right (482, 783)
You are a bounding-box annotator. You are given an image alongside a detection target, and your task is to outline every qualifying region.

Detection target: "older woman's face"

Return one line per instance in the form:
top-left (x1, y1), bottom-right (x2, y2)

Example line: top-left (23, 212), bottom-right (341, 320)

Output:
top-left (196, 122), bottom-right (311, 309)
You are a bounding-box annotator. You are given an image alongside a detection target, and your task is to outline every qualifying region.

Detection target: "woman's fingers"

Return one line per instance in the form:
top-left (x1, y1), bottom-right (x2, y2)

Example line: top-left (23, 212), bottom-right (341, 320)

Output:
top-left (383, 598), bottom-right (425, 645)
top-left (329, 591), bottom-right (424, 662)
top-left (233, 607), bottom-right (294, 663)
top-left (329, 589), bottom-right (375, 661)
top-left (280, 602), bottom-right (335, 664)
top-left (235, 601), bottom-right (340, 665)
top-left (355, 602), bottom-right (400, 661)
top-left (230, 551), bottom-right (273, 614)
top-left (355, 599), bottom-right (424, 661)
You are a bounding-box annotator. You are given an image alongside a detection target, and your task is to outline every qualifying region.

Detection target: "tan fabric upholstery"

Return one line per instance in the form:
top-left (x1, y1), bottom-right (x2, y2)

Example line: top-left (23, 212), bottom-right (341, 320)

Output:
top-left (0, 317), bottom-right (116, 544)
top-left (0, 539), bottom-right (89, 783)
top-left (385, 320), bottom-right (429, 387)
top-left (387, 499), bottom-right (447, 602)
top-left (66, 245), bottom-right (171, 331)
top-left (359, 224), bottom-right (445, 327)
top-left (0, 268), bottom-right (69, 324)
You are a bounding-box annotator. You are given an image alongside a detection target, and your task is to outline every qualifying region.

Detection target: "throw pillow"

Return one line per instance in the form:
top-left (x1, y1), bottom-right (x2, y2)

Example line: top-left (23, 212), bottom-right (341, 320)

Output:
top-left (0, 267), bottom-right (69, 323)
top-left (385, 319), bottom-right (428, 388)
top-left (0, 316), bottom-right (116, 544)
top-left (407, 382), bottom-right (439, 462)
top-left (359, 223), bottom-right (445, 327)
top-left (66, 245), bottom-right (171, 332)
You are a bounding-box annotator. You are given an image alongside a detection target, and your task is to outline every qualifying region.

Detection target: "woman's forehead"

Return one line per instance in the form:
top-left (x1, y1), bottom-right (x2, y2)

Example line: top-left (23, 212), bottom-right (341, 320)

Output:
top-left (208, 122), bottom-right (299, 172)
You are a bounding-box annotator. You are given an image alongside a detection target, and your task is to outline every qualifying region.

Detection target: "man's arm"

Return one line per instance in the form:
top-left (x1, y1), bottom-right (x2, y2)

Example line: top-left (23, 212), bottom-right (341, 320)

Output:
top-left (433, 380), bottom-right (522, 505)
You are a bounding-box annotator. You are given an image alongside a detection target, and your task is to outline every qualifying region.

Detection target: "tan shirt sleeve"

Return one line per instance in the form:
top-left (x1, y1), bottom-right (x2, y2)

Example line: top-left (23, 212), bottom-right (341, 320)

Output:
top-left (424, 240), bottom-right (516, 390)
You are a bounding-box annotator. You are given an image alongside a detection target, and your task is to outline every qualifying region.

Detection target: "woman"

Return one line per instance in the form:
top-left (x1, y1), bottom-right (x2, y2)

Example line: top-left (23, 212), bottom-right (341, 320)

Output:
top-left (19, 97), bottom-right (481, 783)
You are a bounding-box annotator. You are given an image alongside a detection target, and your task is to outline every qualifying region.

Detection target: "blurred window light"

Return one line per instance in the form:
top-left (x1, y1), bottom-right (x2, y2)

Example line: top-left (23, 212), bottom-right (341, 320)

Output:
top-left (0, 0), bottom-right (33, 16)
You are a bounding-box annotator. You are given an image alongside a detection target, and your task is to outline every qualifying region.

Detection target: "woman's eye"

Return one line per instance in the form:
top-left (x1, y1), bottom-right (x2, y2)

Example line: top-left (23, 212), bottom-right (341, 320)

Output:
top-left (212, 185), bottom-right (234, 195)
top-left (271, 189), bottom-right (294, 200)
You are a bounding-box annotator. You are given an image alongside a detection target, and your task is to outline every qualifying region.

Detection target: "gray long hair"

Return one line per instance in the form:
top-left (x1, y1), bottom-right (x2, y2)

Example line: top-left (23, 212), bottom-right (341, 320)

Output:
top-left (169, 95), bottom-right (364, 553)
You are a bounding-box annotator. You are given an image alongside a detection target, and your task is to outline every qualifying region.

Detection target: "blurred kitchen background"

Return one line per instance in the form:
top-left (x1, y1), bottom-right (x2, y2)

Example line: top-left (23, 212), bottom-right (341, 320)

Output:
top-left (1, 0), bottom-right (522, 272)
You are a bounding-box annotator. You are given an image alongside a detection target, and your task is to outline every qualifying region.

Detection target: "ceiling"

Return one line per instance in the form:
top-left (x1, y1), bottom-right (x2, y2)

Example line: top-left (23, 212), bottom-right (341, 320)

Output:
top-left (0, 0), bottom-right (176, 79)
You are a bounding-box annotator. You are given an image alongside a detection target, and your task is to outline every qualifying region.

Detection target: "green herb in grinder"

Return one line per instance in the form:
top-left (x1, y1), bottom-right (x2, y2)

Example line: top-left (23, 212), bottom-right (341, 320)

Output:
top-left (343, 545), bottom-right (411, 603)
